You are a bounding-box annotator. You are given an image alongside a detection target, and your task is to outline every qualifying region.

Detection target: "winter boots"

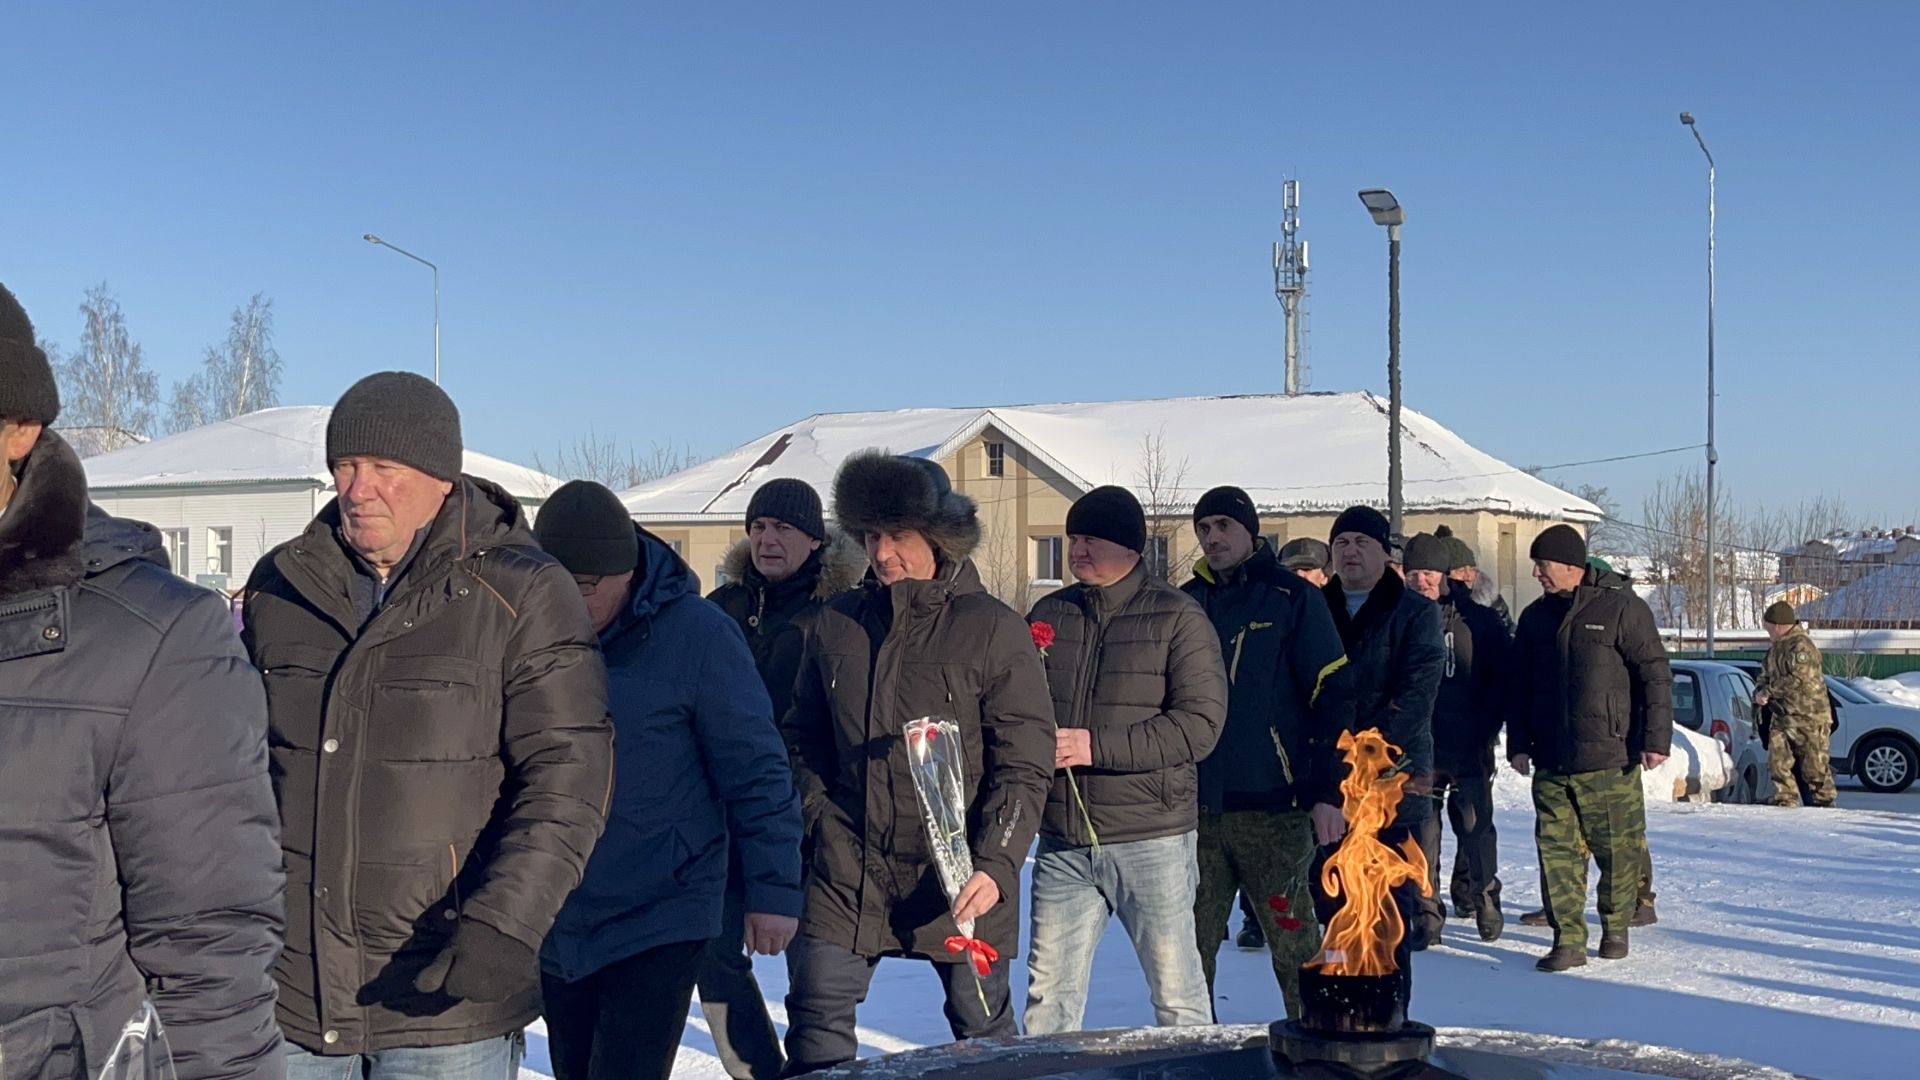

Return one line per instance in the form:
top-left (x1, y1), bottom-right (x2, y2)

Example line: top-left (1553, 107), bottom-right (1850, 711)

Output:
top-left (1476, 905), bottom-right (1504, 943)
top-left (1598, 933), bottom-right (1629, 960)
top-left (1535, 947), bottom-right (1587, 972)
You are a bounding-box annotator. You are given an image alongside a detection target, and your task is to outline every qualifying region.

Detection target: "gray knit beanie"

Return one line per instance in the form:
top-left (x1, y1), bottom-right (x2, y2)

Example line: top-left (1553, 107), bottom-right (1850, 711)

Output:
top-left (327, 372), bottom-right (463, 481)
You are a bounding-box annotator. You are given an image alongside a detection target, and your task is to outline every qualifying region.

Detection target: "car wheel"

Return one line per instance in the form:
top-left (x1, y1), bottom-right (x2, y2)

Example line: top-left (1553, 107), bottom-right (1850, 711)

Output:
top-left (1856, 735), bottom-right (1918, 794)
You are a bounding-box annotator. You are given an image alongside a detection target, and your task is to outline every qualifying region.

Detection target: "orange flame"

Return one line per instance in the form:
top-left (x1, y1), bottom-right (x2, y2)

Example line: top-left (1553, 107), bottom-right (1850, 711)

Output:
top-left (1305, 728), bottom-right (1431, 977)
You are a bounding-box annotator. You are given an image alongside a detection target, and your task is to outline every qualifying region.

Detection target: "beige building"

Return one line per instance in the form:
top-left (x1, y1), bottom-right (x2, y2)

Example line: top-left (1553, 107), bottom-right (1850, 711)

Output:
top-left (620, 391), bottom-right (1600, 610)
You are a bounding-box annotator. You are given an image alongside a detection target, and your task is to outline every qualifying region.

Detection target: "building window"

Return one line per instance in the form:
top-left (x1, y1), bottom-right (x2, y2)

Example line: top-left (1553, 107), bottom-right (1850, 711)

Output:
top-left (1147, 535), bottom-right (1171, 579)
top-left (1262, 533), bottom-right (1281, 552)
top-left (206, 527), bottom-right (233, 576)
top-left (1034, 536), bottom-right (1064, 582)
top-left (667, 539), bottom-right (685, 556)
top-left (986, 441), bottom-right (1006, 478)
top-left (161, 528), bottom-right (189, 575)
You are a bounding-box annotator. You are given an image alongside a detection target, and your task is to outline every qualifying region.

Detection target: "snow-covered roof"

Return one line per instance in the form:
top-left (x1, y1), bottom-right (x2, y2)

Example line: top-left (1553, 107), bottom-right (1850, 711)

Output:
top-left (1787, 530), bottom-right (1920, 560)
top-left (55, 425), bottom-right (149, 458)
top-left (619, 391), bottom-right (1601, 523)
top-left (1801, 554), bottom-right (1920, 624)
top-left (82, 406), bottom-right (560, 501)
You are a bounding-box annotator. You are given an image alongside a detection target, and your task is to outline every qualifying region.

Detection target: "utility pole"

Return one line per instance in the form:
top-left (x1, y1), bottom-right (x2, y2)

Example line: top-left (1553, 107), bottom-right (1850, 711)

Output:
top-left (1359, 189), bottom-right (1406, 537)
top-left (1274, 179), bottom-right (1310, 396)
top-left (1681, 113), bottom-right (1718, 656)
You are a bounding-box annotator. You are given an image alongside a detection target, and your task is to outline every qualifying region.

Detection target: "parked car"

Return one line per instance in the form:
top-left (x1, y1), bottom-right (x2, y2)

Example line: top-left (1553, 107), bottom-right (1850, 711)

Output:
top-left (1670, 660), bottom-right (1774, 804)
top-left (1722, 659), bottom-right (1920, 794)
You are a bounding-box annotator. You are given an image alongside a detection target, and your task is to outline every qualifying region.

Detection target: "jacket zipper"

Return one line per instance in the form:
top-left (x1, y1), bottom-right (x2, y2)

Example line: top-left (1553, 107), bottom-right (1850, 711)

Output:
top-left (749, 587), bottom-right (765, 630)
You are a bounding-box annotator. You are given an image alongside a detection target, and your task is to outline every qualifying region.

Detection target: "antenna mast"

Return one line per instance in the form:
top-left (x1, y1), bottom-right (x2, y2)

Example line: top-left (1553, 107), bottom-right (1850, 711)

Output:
top-left (1274, 178), bottom-right (1310, 396)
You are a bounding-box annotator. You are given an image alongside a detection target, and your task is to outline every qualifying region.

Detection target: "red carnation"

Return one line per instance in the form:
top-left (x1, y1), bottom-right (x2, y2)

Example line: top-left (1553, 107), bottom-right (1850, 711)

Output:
top-left (1277, 917), bottom-right (1305, 932)
top-left (1030, 621), bottom-right (1056, 658)
top-left (1267, 896), bottom-right (1290, 913)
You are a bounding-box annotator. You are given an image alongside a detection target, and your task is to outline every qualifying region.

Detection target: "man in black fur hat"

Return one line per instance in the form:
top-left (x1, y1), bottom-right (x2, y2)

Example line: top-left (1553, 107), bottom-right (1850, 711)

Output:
top-left (779, 451), bottom-right (1054, 1073)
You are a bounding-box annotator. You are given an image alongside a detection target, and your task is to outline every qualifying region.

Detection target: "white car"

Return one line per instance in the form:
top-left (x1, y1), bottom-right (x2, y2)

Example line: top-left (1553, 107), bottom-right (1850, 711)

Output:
top-left (1670, 660), bottom-right (1774, 804)
top-left (1724, 660), bottom-right (1919, 795)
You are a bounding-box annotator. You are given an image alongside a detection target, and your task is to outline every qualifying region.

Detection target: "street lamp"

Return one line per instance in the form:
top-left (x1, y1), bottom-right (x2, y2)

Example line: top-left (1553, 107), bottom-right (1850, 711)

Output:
top-left (1358, 188), bottom-right (1406, 538)
top-left (363, 233), bottom-right (440, 386)
top-left (1679, 113), bottom-right (1718, 657)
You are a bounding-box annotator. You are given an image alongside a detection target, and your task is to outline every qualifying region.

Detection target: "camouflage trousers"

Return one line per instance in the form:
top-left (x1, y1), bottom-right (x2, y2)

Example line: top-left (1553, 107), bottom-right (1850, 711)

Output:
top-left (1767, 717), bottom-right (1838, 808)
top-left (1533, 766), bottom-right (1646, 950)
top-left (1194, 811), bottom-right (1321, 1020)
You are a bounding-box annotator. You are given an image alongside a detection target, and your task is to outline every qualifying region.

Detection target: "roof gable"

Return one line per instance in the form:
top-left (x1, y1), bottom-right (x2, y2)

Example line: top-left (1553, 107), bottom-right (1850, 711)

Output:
top-left (619, 391), bottom-right (1600, 522)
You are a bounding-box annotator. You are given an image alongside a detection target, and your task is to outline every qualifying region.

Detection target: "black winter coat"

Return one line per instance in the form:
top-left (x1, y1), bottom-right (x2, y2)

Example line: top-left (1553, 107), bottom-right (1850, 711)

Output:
top-left (243, 479), bottom-right (613, 1055)
top-left (1507, 565), bottom-right (1675, 775)
top-left (1, 432), bottom-right (284, 1080)
top-left (783, 558), bottom-right (1053, 962)
top-left (1182, 543), bottom-right (1356, 813)
top-left (1324, 572), bottom-right (1445, 824)
top-left (708, 529), bottom-right (865, 721)
top-left (1432, 580), bottom-right (1510, 778)
top-left (1027, 562), bottom-right (1227, 846)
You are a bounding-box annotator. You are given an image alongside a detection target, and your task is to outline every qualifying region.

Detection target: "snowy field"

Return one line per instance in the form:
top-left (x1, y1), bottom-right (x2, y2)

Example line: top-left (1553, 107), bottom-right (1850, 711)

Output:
top-left (519, 769), bottom-right (1920, 1080)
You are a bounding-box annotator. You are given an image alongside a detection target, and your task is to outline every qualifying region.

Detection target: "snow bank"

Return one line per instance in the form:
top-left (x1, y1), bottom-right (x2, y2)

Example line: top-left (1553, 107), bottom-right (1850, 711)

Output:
top-left (1643, 727), bottom-right (1732, 803)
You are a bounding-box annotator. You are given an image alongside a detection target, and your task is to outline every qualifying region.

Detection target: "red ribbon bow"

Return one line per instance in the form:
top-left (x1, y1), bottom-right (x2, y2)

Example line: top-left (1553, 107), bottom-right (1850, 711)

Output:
top-left (944, 935), bottom-right (1000, 977)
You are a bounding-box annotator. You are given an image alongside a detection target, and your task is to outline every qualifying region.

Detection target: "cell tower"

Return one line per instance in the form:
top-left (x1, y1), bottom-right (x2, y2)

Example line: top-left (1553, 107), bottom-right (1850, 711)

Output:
top-left (1273, 178), bottom-right (1309, 395)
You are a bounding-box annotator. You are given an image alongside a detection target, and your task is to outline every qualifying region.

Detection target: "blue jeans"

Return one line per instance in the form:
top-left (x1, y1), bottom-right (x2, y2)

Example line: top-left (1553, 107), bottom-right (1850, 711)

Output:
top-left (285, 1033), bottom-right (525, 1080)
top-left (1024, 830), bottom-right (1210, 1034)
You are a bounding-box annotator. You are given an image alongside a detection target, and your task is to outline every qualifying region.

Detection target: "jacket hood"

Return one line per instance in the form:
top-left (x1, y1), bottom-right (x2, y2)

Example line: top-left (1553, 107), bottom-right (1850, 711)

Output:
top-left (625, 525), bottom-right (700, 620)
top-left (720, 526), bottom-right (866, 602)
top-left (1581, 564), bottom-right (1631, 592)
top-left (0, 429), bottom-right (88, 596)
top-left (81, 505), bottom-right (170, 577)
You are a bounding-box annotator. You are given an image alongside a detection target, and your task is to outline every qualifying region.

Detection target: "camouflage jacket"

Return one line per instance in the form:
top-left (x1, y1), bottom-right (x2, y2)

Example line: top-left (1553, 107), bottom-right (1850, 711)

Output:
top-left (1755, 624), bottom-right (1831, 725)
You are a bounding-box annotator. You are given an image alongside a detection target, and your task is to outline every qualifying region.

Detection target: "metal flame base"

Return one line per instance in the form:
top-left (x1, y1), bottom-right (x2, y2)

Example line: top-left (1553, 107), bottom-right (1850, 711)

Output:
top-left (1270, 1019), bottom-right (1442, 1079)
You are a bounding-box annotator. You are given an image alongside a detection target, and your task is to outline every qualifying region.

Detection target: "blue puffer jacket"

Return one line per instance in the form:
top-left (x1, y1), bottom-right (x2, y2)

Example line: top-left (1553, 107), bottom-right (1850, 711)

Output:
top-left (541, 528), bottom-right (803, 983)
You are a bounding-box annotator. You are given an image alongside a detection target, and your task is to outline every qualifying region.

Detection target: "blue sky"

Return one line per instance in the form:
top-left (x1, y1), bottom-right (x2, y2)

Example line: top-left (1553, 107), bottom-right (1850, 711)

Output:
top-left (7, 2), bottom-right (1917, 526)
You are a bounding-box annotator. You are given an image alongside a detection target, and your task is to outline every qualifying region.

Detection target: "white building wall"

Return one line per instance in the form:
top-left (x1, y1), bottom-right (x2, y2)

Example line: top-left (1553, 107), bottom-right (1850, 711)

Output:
top-left (91, 483), bottom-right (324, 591)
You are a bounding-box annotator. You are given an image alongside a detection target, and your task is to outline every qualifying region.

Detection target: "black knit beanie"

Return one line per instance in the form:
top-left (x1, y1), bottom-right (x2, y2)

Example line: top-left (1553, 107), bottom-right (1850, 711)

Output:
top-left (746, 478), bottom-right (826, 541)
top-left (327, 372), bottom-right (463, 482)
top-left (1067, 485), bottom-right (1147, 554)
top-left (1330, 505), bottom-right (1392, 550)
top-left (535, 480), bottom-right (639, 576)
top-left (1435, 524), bottom-right (1476, 571)
top-left (1193, 486), bottom-right (1260, 542)
top-left (1764, 600), bottom-right (1797, 626)
top-left (0, 283), bottom-right (60, 424)
top-left (1529, 524), bottom-right (1588, 568)
top-left (1403, 533), bottom-right (1451, 574)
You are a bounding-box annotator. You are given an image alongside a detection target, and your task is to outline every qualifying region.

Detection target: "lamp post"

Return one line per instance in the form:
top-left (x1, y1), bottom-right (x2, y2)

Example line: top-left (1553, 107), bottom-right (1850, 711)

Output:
top-left (1680, 113), bottom-right (1717, 657)
top-left (363, 234), bottom-right (440, 386)
top-left (1358, 188), bottom-right (1406, 538)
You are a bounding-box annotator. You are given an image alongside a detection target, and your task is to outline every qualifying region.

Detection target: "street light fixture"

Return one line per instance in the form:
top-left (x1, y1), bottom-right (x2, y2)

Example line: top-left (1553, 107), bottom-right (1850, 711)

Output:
top-left (1679, 112), bottom-right (1718, 656)
top-left (363, 233), bottom-right (441, 386)
top-left (1358, 188), bottom-right (1406, 538)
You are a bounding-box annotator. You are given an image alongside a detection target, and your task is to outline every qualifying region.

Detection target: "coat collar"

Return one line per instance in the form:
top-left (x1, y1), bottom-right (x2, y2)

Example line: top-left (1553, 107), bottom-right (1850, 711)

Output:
top-left (0, 430), bottom-right (88, 599)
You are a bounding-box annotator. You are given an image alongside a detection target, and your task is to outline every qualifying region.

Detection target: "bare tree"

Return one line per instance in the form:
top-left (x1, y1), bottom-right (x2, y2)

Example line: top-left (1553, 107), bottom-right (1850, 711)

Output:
top-left (972, 496), bottom-right (1031, 612)
top-left (534, 431), bottom-right (702, 490)
top-left (1136, 427), bottom-right (1198, 582)
top-left (54, 283), bottom-right (159, 446)
top-left (1571, 482), bottom-right (1633, 556)
top-left (168, 294), bottom-right (283, 433)
top-left (1638, 470), bottom-right (1738, 632)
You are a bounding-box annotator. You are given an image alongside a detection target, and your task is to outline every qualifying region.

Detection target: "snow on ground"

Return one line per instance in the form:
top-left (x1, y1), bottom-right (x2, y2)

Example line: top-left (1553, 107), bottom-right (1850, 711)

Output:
top-left (520, 771), bottom-right (1920, 1080)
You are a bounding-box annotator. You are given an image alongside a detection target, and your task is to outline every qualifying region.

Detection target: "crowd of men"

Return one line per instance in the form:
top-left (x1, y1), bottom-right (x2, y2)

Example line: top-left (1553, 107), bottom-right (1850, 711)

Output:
top-left (0, 277), bottom-right (1842, 1080)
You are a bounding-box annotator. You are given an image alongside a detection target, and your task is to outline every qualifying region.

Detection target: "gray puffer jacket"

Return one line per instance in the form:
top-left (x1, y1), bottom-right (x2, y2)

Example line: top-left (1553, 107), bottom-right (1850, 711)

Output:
top-left (1027, 562), bottom-right (1227, 846)
top-left (0, 431), bottom-right (285, 1079)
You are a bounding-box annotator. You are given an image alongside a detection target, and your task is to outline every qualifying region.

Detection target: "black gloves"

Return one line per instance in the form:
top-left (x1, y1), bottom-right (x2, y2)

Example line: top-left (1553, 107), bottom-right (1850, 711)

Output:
top-left (414, 917), bottom-right (537, 1003)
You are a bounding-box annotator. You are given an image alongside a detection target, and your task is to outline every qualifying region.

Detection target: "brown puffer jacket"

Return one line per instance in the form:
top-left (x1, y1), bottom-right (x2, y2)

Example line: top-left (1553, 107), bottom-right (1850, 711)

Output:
top-left (242, 478), bottom-right (613, 1055)
top-left (783, 558), bottom-right (1053, 962)
top-left (1027, 562), bottom-right (1227, 847)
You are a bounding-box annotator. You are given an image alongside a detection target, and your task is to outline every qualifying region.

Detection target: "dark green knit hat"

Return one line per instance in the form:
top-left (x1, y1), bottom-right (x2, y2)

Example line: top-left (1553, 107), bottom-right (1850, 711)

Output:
top-left (1435, 524), bottom-right (1476, 571)
top-left (1764, 601), bottom-right (1797, 626)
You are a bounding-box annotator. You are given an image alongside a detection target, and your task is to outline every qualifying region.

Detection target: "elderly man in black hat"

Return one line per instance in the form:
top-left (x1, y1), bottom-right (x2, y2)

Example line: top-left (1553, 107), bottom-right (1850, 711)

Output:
top-left (534, 481), bottom-right (802, 1080)
top-left (1022, 486), bottom-right (1226, 1034)
top-left (3, 283), bottom-right (286, 1079)
top-left (243, 372), bottom-right (614, 1078)
top-left (779, 452), bottom-right (1053, 1073)
top-left (701, 478), bottom-right (862, 1080)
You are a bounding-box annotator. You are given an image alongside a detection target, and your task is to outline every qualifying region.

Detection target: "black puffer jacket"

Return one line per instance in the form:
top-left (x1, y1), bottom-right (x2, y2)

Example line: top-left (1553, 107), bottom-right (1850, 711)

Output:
top-left (242, 478), bottom-right (613, 1055)
top-left (1507, 564), bottom-right (1674, 774)
top-left (1324, 571), bottom-right (1445, 824)
top-left (708, 528), bottom-right (866, 720)
top-left (783, 558), bottom-right (1053, 962)
top-left (1, 432), bottom-right (284, 1080)
top-left (1432, 580), bottom-right (1509, 778)
top-left (1028, 562), bottom-right (1227, 846)
top-left (1182, 543), bottom-right (1356, 813)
